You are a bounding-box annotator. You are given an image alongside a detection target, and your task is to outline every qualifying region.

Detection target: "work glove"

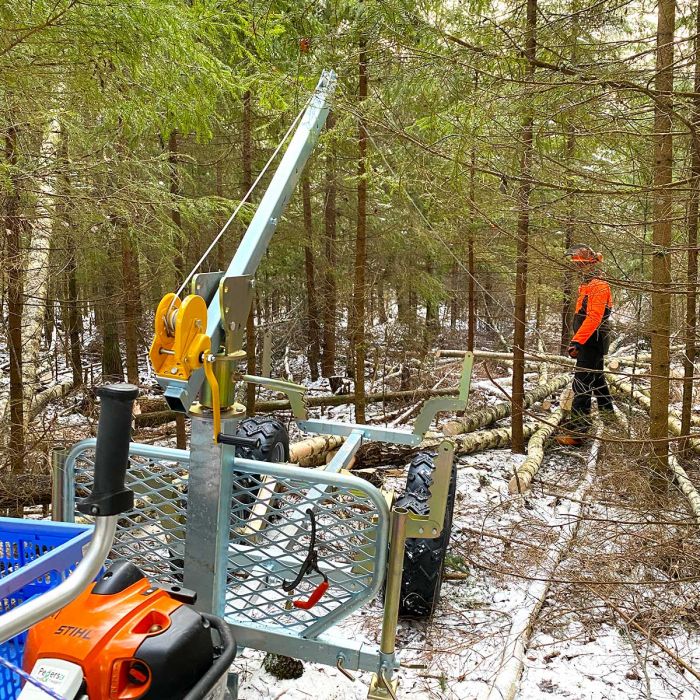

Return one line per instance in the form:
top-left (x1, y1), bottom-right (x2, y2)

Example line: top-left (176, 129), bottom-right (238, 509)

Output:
top-left (567, 342), bottom-right (581, 359)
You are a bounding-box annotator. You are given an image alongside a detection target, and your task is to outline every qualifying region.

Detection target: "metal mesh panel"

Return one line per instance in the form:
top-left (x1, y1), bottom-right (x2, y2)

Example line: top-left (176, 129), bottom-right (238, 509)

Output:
top-left (224, 462), bottom-right (387, 639)
top-left (70, 444), bottom-right (189, 586)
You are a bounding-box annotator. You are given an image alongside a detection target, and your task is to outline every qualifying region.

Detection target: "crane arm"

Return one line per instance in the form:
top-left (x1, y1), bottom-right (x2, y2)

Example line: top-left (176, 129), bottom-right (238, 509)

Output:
top-left (149, 70), bottom-right (337, 415)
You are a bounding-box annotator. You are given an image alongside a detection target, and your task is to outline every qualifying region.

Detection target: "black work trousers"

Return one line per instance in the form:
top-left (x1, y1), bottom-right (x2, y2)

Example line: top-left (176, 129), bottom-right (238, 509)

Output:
top-left (570, 344), bottom-right (614, 432)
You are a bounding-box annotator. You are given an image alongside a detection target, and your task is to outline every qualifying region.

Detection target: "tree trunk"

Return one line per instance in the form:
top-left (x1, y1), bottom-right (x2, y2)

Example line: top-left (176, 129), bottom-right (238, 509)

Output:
top-left (377, 273), bottom-right (387, 324)
top-left (353, 31), bottom-right (368, 423)
top-left (100, 269), bottom-right (124, 382)
top-left (450, 259), bottom-right (458, 331)
top-left (5, 124), bottom-right (25, 473)
top-left (65, 233), bottom-right (83, 386)
top-left (168, 130), bottom-right (185, 278)
top-left (242, 89), bottom-right (256, 414)
top-left (681, 2), bottom-right (700, 450)
top-left (650, 0), bottom-right (675, 473)
top-left (122, 230), bottom-right (140, 385)
top-left (561, 128), bottom-right (576, 354)
top-left (167, 130), bottom-right (187, 449)
top-left (23, 112), bottom-right (61, 416)
top-left (424, 259), bottom-right (438, 346)
top-left (560, 9), bottom-right (579, 354)
top-left (468, 145), bottom-right (477, 352)
top-left (468, 237), bottom-right (476, 351)
top-left (302, 175), bottom-right (321, 381)
top-left (216, 157), bottom-right (226, 272)
top-left (512, 0), bottom-right (537, 454)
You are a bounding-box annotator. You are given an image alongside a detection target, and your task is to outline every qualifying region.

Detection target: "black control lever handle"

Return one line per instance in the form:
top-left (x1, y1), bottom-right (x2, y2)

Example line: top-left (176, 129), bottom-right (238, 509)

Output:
top-left (217, 434), bottom-right (261, 450)
top-left (77, 384), bottom-right (139, 517)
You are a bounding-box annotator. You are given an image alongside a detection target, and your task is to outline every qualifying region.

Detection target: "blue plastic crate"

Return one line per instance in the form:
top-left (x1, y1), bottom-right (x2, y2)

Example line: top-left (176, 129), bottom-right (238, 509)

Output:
top-left (0, 518), bottom-right (93, 700)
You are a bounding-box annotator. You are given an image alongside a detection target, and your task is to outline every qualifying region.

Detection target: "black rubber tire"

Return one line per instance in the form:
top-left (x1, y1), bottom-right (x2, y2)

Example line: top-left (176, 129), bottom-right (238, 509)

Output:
top-left (234, 416), bottom-right (290, 463)
top-left (396, 451), bottom-right (457, 619)
top-left (231, 416), bottom-right (289, 512)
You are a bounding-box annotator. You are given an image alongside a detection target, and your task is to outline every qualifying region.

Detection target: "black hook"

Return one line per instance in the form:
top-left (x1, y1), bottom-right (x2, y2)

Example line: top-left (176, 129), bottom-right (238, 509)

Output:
top-left (282, 508), bottom-right (327, 593)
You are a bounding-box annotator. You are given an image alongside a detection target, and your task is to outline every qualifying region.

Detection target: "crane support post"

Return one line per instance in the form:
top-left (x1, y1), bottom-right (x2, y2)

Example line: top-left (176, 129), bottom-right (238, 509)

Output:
top-left (155, 70), bottom-right (337, 413)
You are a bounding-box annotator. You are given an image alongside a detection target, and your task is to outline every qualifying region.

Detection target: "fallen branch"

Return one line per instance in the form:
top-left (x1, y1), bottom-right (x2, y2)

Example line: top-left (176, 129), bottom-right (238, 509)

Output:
top-left (479, 429), bottom-right (602, 700)
top-left (594, 588), bottom-right (700, 684)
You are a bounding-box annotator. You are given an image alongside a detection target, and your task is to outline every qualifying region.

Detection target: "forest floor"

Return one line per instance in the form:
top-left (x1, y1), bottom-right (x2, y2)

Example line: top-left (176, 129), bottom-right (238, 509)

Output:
top-left (233, 440), bottom-right (700, 700)
top-left (3, 326), bottom-right (700, 699)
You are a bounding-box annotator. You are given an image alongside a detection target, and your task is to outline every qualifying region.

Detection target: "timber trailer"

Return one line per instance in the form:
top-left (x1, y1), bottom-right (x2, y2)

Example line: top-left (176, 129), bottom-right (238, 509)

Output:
top-left (56, 71), bottom-right (475, 699)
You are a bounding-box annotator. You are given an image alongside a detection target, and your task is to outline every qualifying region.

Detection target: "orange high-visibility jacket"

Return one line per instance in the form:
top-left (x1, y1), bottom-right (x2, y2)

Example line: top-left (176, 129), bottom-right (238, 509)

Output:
top-left (571, 277), bottom-right (613, 346)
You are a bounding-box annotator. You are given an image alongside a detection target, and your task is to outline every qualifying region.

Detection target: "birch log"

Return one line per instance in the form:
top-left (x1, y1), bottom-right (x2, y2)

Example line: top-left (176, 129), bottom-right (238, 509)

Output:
top-left (608, 374), bottom-right (700, 450)
top-left (289, 434), bottom-right (346, 464)
top-left (23, 111), bottom-right (61, 417)
top-left (608, 376), bottom-right (700, 521)
top-left (508, 409), bottom-right (564, 493)
top-left (438, 349), bottom-right (575, 367)
top-left (357, 422), bottom-right (540, 468)
top-left (30, 381), bottom-right (74, 418)
top-left (669, 453), bottom-right (700, 523)
top-left (442, 375), bottom-right (569, 437)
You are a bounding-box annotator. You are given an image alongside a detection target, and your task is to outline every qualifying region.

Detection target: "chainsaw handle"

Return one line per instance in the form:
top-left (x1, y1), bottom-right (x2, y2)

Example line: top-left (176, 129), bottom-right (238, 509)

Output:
top-left (293, 580), bottom-right (329, 610)
top-left (182, 614), bottom-right (237, 700)
top-left (77, 384), bottom-right (139, 517)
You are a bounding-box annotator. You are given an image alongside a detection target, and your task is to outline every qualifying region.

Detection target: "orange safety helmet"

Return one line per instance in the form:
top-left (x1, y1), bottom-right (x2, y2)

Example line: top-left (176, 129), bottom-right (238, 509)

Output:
top-left (565, 243), bottom-right (603, 264)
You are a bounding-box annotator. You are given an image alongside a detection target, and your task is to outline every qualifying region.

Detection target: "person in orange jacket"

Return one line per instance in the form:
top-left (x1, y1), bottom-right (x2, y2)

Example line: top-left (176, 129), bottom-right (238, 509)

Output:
top-left (557, 244), bottom-right (614, 446)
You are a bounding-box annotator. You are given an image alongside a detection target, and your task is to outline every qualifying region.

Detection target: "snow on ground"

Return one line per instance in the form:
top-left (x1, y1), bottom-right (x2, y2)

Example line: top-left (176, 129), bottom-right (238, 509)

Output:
top-left (234, 439), bottom-right (700, 700)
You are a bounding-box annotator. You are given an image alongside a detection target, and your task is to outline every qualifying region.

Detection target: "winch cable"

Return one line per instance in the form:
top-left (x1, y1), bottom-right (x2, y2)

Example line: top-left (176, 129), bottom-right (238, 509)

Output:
top-left (166, 96), bottom-right (312, 323)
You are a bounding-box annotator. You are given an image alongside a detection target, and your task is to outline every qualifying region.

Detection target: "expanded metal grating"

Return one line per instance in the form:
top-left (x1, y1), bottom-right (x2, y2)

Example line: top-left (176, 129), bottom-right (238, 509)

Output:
top-left (224, 459), bottom-right (388, 639)
top-left (65, 441), bottom-right (390, 643)
top-left (67, 441), bottom-right (189, 586)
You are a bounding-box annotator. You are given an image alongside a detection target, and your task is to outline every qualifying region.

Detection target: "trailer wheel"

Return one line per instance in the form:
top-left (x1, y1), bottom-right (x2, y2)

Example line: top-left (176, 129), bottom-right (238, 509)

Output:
top-left (232, 416), bottom-right (289, 511)
top-left (396, 451), bottom-right (457, 619)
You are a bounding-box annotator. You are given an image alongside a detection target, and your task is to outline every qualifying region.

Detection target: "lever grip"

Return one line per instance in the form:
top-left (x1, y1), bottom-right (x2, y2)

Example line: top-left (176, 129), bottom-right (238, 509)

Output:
top-left (217, 434), bottom-right (261, 450)
top-left (77, 384), bottom-right (139, 517)
top-left (293, 580), bottom-right (329, 610)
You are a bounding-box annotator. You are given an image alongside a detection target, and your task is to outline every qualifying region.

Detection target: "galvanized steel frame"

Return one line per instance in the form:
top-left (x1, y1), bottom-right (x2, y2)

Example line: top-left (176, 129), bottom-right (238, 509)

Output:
top-left (62, 431), bottom-right (391, 671)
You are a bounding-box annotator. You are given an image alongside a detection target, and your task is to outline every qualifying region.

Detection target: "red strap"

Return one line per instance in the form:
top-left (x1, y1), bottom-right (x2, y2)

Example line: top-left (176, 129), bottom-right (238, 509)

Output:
top-left (293, 580), bottom-right (329, 610)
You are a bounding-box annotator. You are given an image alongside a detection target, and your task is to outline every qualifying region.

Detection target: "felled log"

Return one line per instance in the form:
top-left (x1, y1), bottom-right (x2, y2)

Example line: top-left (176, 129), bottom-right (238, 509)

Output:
top-left (669, 454), bottom-right (700, 524)
top-left (442, 375), bottom-right (569, 437)
top-left (135, 410), bottom-right (177, 428)
top-left (608, 375), bottom-right (700, 520)
top-left (607, 374), bottom-right (698, 447)
top-left (30, 380), bottom-right (75, 418)
top-left (255, 386), bottom-right (460, 412)
top-left (437, 349), bottom-right (575, 367)
top-left (356, 422), bottom-right (540, 469)
top-left (509, 409), bottom-right (564, 494)
top-left (289, 434), bottom-right (346, 464)
top-left (606, 357), bottom-right (651, 371)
